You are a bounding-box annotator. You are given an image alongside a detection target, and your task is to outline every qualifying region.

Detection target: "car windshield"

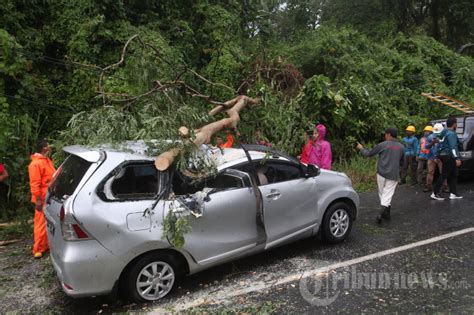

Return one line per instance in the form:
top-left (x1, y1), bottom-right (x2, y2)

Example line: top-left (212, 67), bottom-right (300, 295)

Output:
top-left (49, 154), bottom-right (92, 199)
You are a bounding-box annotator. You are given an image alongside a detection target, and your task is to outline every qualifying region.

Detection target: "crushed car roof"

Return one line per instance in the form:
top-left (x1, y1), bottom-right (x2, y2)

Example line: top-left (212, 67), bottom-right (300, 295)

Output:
top-left (63, 141), bottom-right (294, 167)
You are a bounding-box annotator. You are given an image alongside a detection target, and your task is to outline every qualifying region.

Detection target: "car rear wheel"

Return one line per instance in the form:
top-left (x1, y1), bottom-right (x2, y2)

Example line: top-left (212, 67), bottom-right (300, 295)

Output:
top-left (322, 202), bottom-right (353, 243)
top-left (126, 252), bottom-right (178, 302)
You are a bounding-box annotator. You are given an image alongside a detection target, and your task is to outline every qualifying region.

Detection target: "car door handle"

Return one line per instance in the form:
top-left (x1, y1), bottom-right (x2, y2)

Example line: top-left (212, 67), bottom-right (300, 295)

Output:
top-left (265, 190), bottom-right (281, 199)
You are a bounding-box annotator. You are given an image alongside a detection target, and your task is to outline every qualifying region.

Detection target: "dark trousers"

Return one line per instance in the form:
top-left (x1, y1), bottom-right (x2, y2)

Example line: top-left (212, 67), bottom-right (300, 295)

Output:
top-left (433, 156), bottom-right (458, 195)
top-left (401, 155), bottom-right (417, 183)
top-left (416, 158), bottom-right (428, 184)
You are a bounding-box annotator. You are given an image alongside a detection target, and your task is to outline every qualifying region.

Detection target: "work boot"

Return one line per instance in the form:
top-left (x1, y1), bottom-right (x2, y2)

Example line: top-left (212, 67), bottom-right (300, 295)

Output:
top-left (381, 206), bottom-right (391, 220)
top-left (376, 206), bottom-right (386, 224)
top-left (376, 214), bottom-right (382, 224)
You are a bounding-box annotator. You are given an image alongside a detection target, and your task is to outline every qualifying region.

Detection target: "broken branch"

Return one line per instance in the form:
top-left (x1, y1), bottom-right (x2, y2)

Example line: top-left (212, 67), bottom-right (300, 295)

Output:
top-left (155, 95), bottom-right (259, 171)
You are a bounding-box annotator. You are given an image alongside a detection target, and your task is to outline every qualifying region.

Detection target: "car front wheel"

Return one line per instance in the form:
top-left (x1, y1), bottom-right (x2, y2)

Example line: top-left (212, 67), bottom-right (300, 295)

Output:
top-left (322, 202), bottom-right (353, 243)
top-left (126, 252), bottom-right (178, 302)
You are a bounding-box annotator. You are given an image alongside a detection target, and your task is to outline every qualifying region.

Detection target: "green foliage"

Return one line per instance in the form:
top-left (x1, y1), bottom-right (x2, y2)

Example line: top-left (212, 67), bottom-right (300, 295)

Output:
top-left (320, 0), bottom-right (474, 54)
top-left (162, 207), bottom-right (192, 249)
top-left (0, 1), bottom-right (473, 218)
top-left (333, 156), bottom-right (378, 192)
top-left (0, 215), bottom-right (32, 240)
top-left (286, 27), bottom-right (472, 157)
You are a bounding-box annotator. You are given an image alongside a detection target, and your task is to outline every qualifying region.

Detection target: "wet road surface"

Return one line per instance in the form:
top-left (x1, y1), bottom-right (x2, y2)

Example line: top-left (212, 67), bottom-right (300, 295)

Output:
top-left (152, 179), bottom-right (474, 313)
top-left (1, 179), bottom-right (472, 314)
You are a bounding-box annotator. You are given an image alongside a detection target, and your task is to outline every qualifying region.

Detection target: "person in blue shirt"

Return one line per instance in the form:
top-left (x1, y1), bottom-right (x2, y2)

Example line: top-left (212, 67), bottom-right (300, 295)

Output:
top-left (424, 123), bottom-right (448, 193)
top-left (416, 125), bottom-right (432, 188)
top-left (400, 125), bottom-right (419, 185)
top-left (431, 117), bottom-right (463, 200)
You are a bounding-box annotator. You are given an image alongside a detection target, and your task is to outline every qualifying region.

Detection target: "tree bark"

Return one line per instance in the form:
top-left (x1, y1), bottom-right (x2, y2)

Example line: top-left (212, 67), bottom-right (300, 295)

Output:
top-left (431, 0), bottom-right (441, 40)
top-left (154, 95), bottom-right (259, 171)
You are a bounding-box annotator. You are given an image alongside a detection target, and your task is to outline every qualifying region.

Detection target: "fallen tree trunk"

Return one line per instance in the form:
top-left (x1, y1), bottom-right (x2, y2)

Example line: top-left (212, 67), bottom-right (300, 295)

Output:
top-left (0, 239), bottom-right (21, 246)
top-left (155, 95), bottom-right (259, 171)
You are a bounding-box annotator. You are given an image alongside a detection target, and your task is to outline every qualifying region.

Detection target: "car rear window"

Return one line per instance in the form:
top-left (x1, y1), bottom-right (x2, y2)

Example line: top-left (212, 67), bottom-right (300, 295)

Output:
top-left (49, 154), bottom-right (92, 199)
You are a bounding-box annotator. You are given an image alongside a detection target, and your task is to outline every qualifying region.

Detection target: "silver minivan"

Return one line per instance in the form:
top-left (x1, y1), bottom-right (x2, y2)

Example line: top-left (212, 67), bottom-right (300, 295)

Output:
top-left (45, 143), bottom-right (359, 302)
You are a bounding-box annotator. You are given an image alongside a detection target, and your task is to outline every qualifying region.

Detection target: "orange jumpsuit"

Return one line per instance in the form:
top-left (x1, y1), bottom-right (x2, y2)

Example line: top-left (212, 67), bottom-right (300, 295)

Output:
top-left (218, 134), bottom-right (234, 148)
top-left (28, 153), bottom-right (56, 255)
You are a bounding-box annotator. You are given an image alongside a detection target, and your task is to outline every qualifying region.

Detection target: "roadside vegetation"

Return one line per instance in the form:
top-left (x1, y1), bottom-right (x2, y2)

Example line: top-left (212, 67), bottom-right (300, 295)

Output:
top-left (1, 1), bottom-right (472, 220)
top-left (333, 157), bottom-right (378, 192)
top-left (0, 212), bottom-right (32, 241)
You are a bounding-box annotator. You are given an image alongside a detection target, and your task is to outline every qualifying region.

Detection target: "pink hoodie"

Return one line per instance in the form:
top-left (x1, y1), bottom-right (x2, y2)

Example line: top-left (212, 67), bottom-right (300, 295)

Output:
top-left (308, 124), bottom-right (332, 170)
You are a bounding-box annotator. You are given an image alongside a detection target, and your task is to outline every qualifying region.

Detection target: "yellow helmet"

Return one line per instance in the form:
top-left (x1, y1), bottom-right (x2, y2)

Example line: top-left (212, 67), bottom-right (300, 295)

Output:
top-left (423, 125), bottom-right (433, 132)
top-left (406, 125), bottom-right (416, 132)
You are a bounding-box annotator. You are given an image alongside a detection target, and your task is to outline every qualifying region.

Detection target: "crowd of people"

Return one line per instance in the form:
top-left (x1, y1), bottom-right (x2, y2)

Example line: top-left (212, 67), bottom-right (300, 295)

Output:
top-left (216, 117), bottom-right (463, 225)
top-left (211, 119), bottom-right (464, 225)
top-left (357, 116), bottom-right (463, 224)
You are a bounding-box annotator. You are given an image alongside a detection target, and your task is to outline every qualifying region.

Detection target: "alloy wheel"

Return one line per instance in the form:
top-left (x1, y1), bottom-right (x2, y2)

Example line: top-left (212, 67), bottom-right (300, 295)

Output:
top-left (329, 209), bottom-right (349, 238)
top-left (136, 261), bottom-right (175, 301)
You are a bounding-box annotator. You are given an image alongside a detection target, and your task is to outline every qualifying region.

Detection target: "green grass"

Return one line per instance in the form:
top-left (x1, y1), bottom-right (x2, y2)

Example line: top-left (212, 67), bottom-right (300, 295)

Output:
top-left (359, 223), bottom-right (386, 236)
top-left (0, 214), bottom-right (33, 241)
top-left (40, 258), bottom-right (57, 288)
top-left (333, 155), bottom-right (377, 192)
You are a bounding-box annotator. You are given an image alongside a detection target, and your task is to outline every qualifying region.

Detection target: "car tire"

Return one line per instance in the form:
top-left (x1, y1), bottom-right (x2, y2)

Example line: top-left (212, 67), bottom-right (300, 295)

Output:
top-left (322, 202), bottom-right (353, 244)
top-left (125, 252), bottom-right (179, 302)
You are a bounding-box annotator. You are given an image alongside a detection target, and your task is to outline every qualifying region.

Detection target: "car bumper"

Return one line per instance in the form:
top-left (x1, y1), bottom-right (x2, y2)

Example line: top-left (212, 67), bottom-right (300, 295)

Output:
top-left (49, 239), bottom-right (125, 298)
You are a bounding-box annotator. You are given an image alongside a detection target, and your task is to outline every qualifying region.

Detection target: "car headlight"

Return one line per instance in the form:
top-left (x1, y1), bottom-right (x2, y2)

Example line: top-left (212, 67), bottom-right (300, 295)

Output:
top-left (460, 151), bottom-right (472, 159)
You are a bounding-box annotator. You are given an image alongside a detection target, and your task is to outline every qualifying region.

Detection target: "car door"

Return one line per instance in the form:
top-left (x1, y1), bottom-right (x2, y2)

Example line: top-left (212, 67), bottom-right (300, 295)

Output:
top-left (255, 160), bottom-right (319, 247)
top-left (173, 169), bottom-right (261, 266)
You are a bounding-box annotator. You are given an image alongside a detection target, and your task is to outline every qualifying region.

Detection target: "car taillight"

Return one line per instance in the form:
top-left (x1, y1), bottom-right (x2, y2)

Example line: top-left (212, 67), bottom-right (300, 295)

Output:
top-left (71, 224), bottom-right (89, 239)
top-left (62, 282), bottom-right (73, 291)
top-left (59, 206), bottom-right (65, 222)
top-left (60, 205), bottom-right (91, 241)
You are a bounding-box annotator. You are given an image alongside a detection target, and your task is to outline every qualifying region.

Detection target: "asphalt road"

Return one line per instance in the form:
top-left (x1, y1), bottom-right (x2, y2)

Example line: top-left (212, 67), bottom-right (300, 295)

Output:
top-left (152, 178), bottom-right (474, 314)
top-left (2, 178), bottom-right (472, 314)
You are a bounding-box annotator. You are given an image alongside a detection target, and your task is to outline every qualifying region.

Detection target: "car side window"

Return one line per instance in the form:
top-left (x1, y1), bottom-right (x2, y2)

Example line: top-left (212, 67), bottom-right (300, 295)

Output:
top-left (99, 163), bottom-right (159, 201)
top-left (205, 173), bottom-right (244, 190)
top-left (255, 161), bottom-right (302, 185)
top-left (233, 160), bottom-right (303, 185)
top-left (172, 172), bottom-right (245, 196)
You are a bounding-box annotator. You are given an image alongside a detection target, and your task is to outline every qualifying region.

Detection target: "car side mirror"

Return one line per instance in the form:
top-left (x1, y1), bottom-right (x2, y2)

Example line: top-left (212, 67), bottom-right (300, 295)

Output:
top-left (304, 164), bottom-right (320, 178)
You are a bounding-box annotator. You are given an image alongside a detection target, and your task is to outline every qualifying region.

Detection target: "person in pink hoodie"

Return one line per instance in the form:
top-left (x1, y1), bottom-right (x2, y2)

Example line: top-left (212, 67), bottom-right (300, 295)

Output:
top-left (308, 124), bottom-right (332, 170)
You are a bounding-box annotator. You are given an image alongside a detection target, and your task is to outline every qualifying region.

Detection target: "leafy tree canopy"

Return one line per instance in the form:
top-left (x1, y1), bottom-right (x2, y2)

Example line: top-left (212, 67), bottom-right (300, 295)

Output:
top-left (0, 0), bottom-right (472, 214)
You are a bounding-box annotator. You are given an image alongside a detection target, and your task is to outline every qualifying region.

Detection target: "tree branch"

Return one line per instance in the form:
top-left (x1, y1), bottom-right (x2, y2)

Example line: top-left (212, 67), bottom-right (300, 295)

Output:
top-left (155, 95), bottom-right (260, 171)
top-left (98, 34), bottom-right (139, 105)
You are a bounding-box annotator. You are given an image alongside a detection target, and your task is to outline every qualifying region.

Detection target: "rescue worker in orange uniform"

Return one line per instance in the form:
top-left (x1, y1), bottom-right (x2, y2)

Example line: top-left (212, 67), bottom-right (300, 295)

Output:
top-left (216, 130), bottom-right (235, 148)
top-left (28, 139), bottom-right (56, 258)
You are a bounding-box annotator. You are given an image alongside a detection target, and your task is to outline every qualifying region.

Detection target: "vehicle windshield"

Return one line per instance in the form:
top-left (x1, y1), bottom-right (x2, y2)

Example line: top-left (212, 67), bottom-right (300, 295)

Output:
top-left (49, 154), bottom-right (92, 199)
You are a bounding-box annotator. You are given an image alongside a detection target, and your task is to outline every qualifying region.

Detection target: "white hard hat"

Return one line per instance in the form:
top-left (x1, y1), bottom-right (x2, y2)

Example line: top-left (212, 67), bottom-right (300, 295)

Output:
top-left (433, 123), bottom-right (444, 134)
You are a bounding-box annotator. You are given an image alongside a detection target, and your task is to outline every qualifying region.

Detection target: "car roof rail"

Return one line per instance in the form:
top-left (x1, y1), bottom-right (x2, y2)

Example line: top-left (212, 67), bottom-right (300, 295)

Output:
top-left (240, 144), bottom-right (300, 164)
